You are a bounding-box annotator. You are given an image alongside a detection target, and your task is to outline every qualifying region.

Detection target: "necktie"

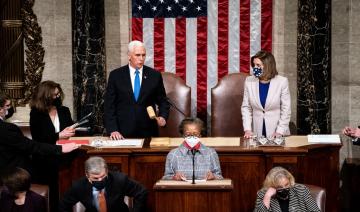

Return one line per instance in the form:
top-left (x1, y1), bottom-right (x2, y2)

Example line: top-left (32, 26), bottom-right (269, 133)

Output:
top-left (98, 190), bottom-right (107, 212)
top-left (134, 69), bottom-right (140, 101)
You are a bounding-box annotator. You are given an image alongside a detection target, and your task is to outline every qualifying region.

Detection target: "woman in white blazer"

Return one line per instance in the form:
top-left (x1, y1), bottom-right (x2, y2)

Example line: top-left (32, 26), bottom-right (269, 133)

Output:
top-left (242, 50), bottom-right (291, 138)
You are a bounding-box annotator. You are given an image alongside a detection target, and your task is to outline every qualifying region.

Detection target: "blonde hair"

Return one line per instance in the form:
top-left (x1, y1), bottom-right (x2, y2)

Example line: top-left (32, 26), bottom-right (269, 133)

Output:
top-left (263, 166), bottom-right (295, 189)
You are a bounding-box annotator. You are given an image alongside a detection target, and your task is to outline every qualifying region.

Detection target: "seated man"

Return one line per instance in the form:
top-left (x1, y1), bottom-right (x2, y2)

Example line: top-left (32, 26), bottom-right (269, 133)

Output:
top-left (163, 117), bottom-right (223, 181)
top-left (0, 167), bottom-right (46, 212)
top-left (343, 126), bottom-right (360, 145)
top-left (59, 156), bottom-right (148, 212)
top-left (254, 166), bottom-right (320, 212)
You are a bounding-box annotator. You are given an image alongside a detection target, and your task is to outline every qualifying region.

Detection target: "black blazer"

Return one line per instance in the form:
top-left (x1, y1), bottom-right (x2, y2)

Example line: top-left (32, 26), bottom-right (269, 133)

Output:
top-left (0, 119), bottom-right (62, 171)
top-left (30, 106), bottom-right (74, 145)
top-left (0, 190), bottom-right (46, 212)
top-left (59, 171), bottom-right (148, 212)
top-left (104, 65), bottom-right (170, 138)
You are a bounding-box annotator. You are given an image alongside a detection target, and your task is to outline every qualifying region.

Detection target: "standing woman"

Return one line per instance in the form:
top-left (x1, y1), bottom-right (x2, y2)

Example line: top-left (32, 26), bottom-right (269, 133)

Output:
top-left (29, 80), bottom-right (75, 211)
top-left (242, 50), bottom-right (291, 139)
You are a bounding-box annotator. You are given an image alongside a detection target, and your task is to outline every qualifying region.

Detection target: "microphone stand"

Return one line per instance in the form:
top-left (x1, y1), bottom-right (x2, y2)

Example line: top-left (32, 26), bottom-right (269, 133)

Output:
top-left (191, 149), bottom-right (197, 184)
top-left (166, 97), bottom-right (187, 117)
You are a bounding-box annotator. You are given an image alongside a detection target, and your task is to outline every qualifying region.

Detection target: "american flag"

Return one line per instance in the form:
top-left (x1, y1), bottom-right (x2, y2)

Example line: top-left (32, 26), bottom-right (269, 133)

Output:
top-left (131, 0), bottom-right (272, 123)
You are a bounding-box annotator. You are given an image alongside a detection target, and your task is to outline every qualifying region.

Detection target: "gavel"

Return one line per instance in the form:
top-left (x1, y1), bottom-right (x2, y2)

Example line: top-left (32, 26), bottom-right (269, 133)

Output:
top-left (146, 106), bottom-right (157, 119)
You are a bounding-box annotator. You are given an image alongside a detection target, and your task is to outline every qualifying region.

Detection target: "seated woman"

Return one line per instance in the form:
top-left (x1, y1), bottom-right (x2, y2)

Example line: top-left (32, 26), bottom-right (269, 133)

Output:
top-left (163, 117), bottom-right (223, 181)
top-left (0, 167), bottom-right (46, 212)
top-left (254, 166), bottom-right (320, 212)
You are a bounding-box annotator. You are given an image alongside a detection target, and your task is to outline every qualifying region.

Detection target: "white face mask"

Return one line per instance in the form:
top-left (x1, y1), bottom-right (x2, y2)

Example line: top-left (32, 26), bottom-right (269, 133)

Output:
top-left (185, 136), bottom-right (200, 148)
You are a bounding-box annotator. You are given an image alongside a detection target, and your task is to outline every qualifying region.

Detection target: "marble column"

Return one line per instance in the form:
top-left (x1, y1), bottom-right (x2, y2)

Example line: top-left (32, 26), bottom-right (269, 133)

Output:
top-left (297, 0), bottom-right (331, 134)
top-left (72, 0), bottom-right (106, 134)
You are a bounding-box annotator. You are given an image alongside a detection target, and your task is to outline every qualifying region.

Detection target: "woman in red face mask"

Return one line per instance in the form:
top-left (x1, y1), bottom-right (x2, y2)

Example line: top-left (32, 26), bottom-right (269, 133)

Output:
top-left (162, 117), bottom-right (223, 181)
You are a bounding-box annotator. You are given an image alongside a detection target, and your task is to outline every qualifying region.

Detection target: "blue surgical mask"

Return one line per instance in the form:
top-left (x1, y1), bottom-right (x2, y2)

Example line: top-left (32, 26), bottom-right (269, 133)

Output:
top-left (185, 136), bottom-right (200, 148)
top-left (253, 67), bottom-right (263, 77)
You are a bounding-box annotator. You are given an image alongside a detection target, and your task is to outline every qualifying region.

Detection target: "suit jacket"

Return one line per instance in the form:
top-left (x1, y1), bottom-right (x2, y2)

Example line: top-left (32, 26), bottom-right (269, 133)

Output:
top-left (0, 119), bottom-right (62, 171)
top-left (59, 171), bottom-right (148, 212)
top-left (104, 65), bottom-right (170, 138)
top-left (242, 75), bottom-right (291, 137)
top-left (254, 184), bottom-right (320, 212)
top-left (0, 190), bottom-right (46, 212)
top-left (30, 106), bottom-right (74, 145)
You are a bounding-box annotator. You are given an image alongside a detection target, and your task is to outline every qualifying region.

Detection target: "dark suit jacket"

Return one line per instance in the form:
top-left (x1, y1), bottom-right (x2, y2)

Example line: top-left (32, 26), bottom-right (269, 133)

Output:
top-left (30, 106), bottom-right (74, 145)
top-left (0, 190), bottom-right (46, 212)
top-left (104, 65), bottom-right (170, 138)
top-left (59, 171), bottom-right (148, 212)
top-left (0, 119), bottom-right (62, 172)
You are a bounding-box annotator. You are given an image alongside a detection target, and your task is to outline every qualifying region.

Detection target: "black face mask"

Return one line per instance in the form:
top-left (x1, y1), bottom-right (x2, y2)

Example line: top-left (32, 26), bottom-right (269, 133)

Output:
top-left (5, 107), bottom-right (14, 119)
top-left (276, 188), bottom-right (290, 200)
top-left (52, 97), bottom-right (62, 107)
top-left (92, 177), bottom-right (108, 190)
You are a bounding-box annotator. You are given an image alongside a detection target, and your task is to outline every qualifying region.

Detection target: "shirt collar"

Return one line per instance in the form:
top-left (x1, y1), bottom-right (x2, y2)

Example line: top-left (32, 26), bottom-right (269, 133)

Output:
top-left (129, 65), bottom-right (143, 75)
top-left (179, 142), bottom-right (205, 155)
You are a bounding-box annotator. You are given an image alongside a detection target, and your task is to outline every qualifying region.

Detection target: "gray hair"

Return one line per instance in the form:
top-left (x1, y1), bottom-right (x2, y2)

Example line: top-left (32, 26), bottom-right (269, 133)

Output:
top-left (85, 156), bottom-right (108, 175)
top-left (128, 40), bottom-right (145, 54)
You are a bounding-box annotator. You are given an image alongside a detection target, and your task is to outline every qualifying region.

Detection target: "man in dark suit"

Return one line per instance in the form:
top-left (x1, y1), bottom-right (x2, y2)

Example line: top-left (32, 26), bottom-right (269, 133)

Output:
top-left (0, 93), bottom-right (79, 172)
top-left (59, 156), bottom-right (148, 212)
top-left (104, 40), bottom-right (170, 139)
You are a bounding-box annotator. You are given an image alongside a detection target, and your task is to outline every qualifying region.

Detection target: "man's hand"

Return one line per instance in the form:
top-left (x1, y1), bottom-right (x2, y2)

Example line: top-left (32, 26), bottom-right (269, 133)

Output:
top-left (110, 131), bottom-right (124, 140)
top-left (243, 130), bottom-right (253, 139)
top-left (60, 143), bottom-right (80, 153)
top-left (59, 127), bottom-right (75, 139)
top-left (156, 116), bottom-right (166, 127)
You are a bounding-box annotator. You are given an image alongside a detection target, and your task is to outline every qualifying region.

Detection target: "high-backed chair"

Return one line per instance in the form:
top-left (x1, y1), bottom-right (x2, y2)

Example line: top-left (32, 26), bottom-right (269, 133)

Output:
top-left (159, 72), bottom-right (191, 137)
top-left (305, 184), bottom-right (326, 212)
top-left (211, 73), bottom-right (248, 136)
top-left (0, 184), bottom-right (49, 212)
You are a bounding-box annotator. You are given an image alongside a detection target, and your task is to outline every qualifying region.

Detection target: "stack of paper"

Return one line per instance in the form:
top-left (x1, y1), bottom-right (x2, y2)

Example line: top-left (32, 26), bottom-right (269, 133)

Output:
top-left (307, 134), bottom-right (341, 144)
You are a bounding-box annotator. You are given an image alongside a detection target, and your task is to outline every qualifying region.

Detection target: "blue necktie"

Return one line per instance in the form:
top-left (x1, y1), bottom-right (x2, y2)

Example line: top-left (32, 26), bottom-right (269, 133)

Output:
top-left (134, 69), bottom-right (140, 101)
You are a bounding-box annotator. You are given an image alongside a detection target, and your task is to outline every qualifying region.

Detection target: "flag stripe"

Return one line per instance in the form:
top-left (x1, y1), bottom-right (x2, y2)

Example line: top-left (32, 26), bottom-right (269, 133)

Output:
top-left (164, 18), bottom-right (175, 73)
top-left (228, 0), bottom-right (240, 73)
top-left (154, 18), bottom-right (164, 72)
top-left (217, 0), bottom-right (229, 79)
top-left (186, 19), bottom-right (198, 117)
top-left (240, 0), bottom-right (251, 73)
top-left (250, 0), bottom-right (261, 57)
top-left (175, 18), bottom-right (186, 81)
top-left (132, 17), bottom-right (143, 41)
top-left (197, 16), bottom-right (208, 120)
top-left (261, 0), bottom-right (272, 51)
top-left (143, 18), bottom-right (154, 68)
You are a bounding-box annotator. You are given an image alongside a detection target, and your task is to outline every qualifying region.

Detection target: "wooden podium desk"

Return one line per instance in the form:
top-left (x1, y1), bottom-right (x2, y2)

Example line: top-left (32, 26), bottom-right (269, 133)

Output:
top-left (154, 179), bottom-right (233, 212)
top-left (59, 136), bottom-right (341, 212)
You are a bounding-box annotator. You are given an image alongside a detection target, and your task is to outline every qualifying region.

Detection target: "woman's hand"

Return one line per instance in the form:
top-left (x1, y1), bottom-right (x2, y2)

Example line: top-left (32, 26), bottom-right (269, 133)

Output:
top-left (244, 130), bottom-right (253, 139)
top-left (59, 127), bottom-right (75, 139)
top-left (263, 187), bottom-right (276, 208)
top-left (172, 172), bottom-right (186, 181)
top-left (205, 171), bottom-right (215, 180)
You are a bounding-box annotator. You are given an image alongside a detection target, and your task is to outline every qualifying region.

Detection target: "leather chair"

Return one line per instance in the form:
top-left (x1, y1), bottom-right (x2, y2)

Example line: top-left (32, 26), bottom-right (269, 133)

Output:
top-left (211, 73), bottom-right (248, 136)
top-left (0, 184), bottom-right (49, 212)
top-left (159, 72), bottom-right (191, 137)
top-left (304, 184), bottom-right (326, 211)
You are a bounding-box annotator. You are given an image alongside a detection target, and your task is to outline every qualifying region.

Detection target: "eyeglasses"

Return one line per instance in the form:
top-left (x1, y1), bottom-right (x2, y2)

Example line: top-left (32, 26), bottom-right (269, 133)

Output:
top-left (184, 134), bottom-right (201, 137)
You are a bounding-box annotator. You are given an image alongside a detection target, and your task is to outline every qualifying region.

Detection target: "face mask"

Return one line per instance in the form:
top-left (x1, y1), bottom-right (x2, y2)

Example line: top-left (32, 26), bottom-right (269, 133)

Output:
top-left (52, 97), bottom-right (62, 107)
top-left (185, 136), bottom-right (200, 148)
top-left (276, 187), bottom-right (290, 200)
top-left (92, 177), bottom-right (108, 190)
top-left (253, 67), bottom-right (263, 78)
top-left (5, 107), bottom-right (14, 119)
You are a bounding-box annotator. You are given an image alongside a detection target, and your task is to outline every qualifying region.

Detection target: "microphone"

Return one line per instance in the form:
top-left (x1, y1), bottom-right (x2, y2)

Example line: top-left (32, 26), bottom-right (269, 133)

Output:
top-left (190, 149), bottom-right (198, 184)
top-left (146, 106), bottom-right (156, 119)
top-left (165, 97), bottom-right (186, 117)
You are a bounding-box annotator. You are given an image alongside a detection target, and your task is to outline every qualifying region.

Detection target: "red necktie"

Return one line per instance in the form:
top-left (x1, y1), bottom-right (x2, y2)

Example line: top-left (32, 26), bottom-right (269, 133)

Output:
top-left (98, 190), bottom-right (107, 212)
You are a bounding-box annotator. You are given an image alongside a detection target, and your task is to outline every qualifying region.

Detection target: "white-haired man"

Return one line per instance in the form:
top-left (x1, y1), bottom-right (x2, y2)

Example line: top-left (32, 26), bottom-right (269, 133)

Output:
top-left (104, 40), bottom-right (170, 139)
top-left (59, 156), bottom-right (148, 212)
